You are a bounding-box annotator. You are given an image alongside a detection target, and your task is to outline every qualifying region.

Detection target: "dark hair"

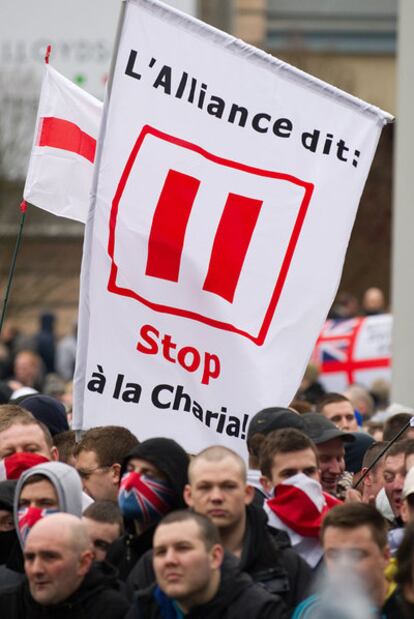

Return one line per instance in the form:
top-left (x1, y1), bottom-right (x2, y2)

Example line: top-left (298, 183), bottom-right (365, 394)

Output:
top-left (383, 414), bottom-right (413, 442)
top-left (385, 439), bottom-right (414, 460)
top-left (21, 473), bottom-right (52, 488)
top-left (259, 428), bottom-right (318, 479)
top-left (83, 500), bottom-right (124, 534)
top-left (321, 503), bottom-right (388, 550)
top-left (362, 441), bottom-right (389, 470)
top-left (157, 510), bottom-right (220, 550)
top-left (54, 430), bottom-right (76, 464)
top-left (73, 426), bottom-right (139, 467)
top-left (395, 523), bottom-right (414, 588)
top-left (318, 393), bottom-right (351, 410)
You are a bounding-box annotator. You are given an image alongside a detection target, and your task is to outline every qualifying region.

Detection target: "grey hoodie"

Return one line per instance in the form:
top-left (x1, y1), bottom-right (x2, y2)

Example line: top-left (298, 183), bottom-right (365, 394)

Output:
top-left (14, 461), bottom-right (83, 548)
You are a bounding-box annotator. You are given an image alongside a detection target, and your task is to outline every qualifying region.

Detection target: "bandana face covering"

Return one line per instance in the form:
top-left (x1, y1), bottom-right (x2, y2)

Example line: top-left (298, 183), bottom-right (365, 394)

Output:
top-left (118, 471), bottom-right (175, 525)
top-left (17, 507), bottom-right (59, 545)
top-left (2, 452), bottom-right (50, 480)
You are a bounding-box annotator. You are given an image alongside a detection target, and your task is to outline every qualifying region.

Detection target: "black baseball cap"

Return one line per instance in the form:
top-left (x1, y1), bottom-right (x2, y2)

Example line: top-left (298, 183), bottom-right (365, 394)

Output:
top-left (247, 407), bottom-right (306, 440)
top-left (302, 412), bottom-right (356, 445)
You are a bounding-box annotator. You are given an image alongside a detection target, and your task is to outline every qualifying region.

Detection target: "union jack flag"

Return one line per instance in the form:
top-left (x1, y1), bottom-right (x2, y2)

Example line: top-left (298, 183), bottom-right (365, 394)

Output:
top-left (118, 472), bottom-right (175, 524)
top-left (312, 316), bottom-right (391, 389)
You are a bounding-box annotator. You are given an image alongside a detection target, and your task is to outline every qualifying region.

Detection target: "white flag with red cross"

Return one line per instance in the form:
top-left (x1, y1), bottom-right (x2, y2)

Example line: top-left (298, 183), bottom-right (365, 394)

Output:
top-left (73, 0), bottom-right (393, 456)
top-left (23, 64), bottom-right (103, 224)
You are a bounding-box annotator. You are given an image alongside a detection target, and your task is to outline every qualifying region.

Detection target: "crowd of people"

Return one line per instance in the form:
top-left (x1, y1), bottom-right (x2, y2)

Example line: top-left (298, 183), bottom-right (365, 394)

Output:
top-left (1, 289), bottom-right (413, 617)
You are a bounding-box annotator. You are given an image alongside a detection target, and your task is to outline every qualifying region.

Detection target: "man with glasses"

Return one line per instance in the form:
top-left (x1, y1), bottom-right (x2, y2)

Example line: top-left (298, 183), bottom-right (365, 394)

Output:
top-left (74, 426), bottom-right (138, 502)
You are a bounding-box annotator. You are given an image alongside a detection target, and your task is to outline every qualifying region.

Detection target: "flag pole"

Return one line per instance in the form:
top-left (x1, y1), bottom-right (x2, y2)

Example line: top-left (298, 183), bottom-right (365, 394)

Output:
top-left (0, 201), bottom-right (28, 337)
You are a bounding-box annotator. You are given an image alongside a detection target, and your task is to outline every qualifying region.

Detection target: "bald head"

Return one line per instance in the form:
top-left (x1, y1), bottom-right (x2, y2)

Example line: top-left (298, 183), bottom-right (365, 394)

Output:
top-left (188, 446), bottom-right (246, 484)
top-left (24, 514), bottom-right (93, 606)
top-left (27, 513), bottom-right (91, 552)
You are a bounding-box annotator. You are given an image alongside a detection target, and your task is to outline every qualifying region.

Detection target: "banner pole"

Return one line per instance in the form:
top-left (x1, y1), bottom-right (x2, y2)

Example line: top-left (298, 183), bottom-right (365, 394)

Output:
top-left (72, 0), bottom-right (127, 431)
top-left (353, 417), bottom-right (414, 489)
top-left (0, 201), bottom-right (28, 337)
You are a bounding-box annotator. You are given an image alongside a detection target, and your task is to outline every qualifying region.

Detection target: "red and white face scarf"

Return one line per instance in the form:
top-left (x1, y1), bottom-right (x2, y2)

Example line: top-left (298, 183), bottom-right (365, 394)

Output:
top-left (265, 472), bottom-right (341, 568)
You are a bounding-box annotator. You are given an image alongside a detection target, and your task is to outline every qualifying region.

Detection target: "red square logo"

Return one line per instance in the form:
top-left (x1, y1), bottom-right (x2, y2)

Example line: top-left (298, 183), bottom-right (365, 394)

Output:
top-left (108, 125), bottom-right (313, 345)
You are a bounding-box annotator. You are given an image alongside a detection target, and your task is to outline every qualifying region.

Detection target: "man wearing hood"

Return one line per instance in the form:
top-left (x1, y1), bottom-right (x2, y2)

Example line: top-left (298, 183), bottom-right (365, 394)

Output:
top-left (126, 510), bottom-right (287, 619)
top-left (0, 460), bottom-right (84, 587)
top-left (14, 461), bottom-right (84, 547)
top-left (107, 437), bottom-right (190, 580)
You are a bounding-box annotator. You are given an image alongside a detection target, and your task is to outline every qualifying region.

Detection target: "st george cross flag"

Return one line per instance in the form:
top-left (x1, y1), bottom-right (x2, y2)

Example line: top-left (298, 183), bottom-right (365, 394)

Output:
top-left (313, 314), bottom-right (392, 392)
top-left (23, 65), bottom-right (103, 224)
top-left (74, 0), bottom-right (393, 456)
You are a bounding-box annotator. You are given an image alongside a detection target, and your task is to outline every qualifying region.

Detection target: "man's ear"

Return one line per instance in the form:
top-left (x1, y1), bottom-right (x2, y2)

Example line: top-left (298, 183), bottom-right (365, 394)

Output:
top-left (78, 550), bottom-right (94, 576)
top-left (111, 463), bottom-right (121, 484)
top-left (183, 484), bottom-right (193, 507)
top-left (244, 484), bottom-right (255, 505)
top-left (260, 475), bottom-right (273, 494)
top-left (50, 446), bottom-right (59, 461)
top-left (210, 544), bottom-right (224, 570)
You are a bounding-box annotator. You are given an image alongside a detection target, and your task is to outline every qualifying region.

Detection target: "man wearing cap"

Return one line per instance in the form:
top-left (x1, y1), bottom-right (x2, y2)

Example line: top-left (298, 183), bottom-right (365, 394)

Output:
top-left (246, 407), bottom-right (306, 506)
top-left (302, 413), bottom-right (355, 498)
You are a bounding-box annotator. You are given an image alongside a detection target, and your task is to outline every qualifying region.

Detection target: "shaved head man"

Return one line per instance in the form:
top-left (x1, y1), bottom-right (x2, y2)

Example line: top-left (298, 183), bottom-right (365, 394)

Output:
top-left (0, 513), bottom-right (129, 617)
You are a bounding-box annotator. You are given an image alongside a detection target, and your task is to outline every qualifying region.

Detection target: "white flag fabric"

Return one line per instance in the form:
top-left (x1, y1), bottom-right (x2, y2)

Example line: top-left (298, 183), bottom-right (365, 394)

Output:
top-left (23, 65), bottom-right (103, 224)
top-left (74, 0), bottom-right (393, 456)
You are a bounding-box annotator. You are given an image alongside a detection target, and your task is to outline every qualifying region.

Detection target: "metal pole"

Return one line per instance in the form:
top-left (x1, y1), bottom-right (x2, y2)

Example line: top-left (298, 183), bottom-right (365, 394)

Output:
top-left (0, 202), bottom-right (27, 337)
top-left (391, 0), bottom-right (414, 406)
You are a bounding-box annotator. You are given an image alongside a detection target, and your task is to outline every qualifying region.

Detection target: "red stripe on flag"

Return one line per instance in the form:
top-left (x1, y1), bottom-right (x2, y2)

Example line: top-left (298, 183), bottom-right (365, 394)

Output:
top-left (146, 169), bottom-right (200, 282)
top-left (37, 117), bottom-right (96, 163)
top-left (321, 357), bottom-right (391, 375)
top-left (203, 193), bottom-right (262, 303)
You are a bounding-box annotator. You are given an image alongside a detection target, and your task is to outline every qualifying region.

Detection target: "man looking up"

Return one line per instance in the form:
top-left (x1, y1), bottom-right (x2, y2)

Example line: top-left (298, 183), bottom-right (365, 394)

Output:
top-left (0, 513), bottom-right (130, 617)
top-left (126, 510), bottom-right (288, 619)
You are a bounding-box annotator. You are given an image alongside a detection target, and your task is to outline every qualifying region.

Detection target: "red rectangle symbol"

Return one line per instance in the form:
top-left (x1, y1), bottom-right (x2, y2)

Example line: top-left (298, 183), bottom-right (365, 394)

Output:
top-left (37, 117), bottom-right (96, 163)
top-left (203, 193), bottom-right (263, 303)
top-left (145, 169), bottom-right (200, 282)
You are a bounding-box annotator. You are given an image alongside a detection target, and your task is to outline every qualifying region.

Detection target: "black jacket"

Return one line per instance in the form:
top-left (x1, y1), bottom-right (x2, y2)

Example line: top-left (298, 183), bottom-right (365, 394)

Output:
top-left (127, 504), bottom-right (311, 611)
top-left (125, 553), bottom-right (287, 619)
top-left (107, 526), bottom-right (156, 582)
top-left (0, 562), bottom-right (130, 618)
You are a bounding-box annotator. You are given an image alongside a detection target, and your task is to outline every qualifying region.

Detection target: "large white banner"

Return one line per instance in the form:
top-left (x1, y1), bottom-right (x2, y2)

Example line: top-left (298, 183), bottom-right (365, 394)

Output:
top-left (73, 0), bottom-right (392, 456)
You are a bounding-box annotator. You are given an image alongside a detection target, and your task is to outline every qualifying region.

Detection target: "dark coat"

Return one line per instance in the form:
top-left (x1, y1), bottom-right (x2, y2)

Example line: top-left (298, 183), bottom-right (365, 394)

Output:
top-left (125, 553), bottom-right (287, 619)
top-left (126, 504), bottom-right (311, 611)
top-left (0, 562), bottom-right (130, 618)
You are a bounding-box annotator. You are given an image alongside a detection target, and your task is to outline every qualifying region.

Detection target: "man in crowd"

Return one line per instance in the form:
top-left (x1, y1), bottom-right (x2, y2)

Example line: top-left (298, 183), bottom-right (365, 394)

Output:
top-left (126, 510), bottom-right (288, 619)
top-left (358, 441), bottom-right (388, 504)
top-left (318, 393), bottom-right (359, 432)
top-left (379, 440), bottom-right (414, 526)
top-left (182, 446), bottom-right (311, 610)
top-left (259, 428), bottom-right (339, 568)
top-left (293, 503), bottom-right (395, 618)
top-left (108, 437), bottom-right (190, 580)
top-left (83, 501), bottom-right (124, 562)
top-left (0, 405), bottom-right (58, 463)
top-left (246, 407), bottom-right (307, 505)
top-left (74, 425), bottom-right (139, 501)
top-left (0, 513), bottom-right (130, 617)
top-left (302, 412), bottom-right (355, 498)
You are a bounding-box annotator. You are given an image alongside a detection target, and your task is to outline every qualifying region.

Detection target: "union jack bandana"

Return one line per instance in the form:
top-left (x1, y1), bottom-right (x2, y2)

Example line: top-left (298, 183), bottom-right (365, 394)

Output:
top-left (18, 506), bottom-right (59, 545)
top-left (118, 471), bottom-right (175, 524)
